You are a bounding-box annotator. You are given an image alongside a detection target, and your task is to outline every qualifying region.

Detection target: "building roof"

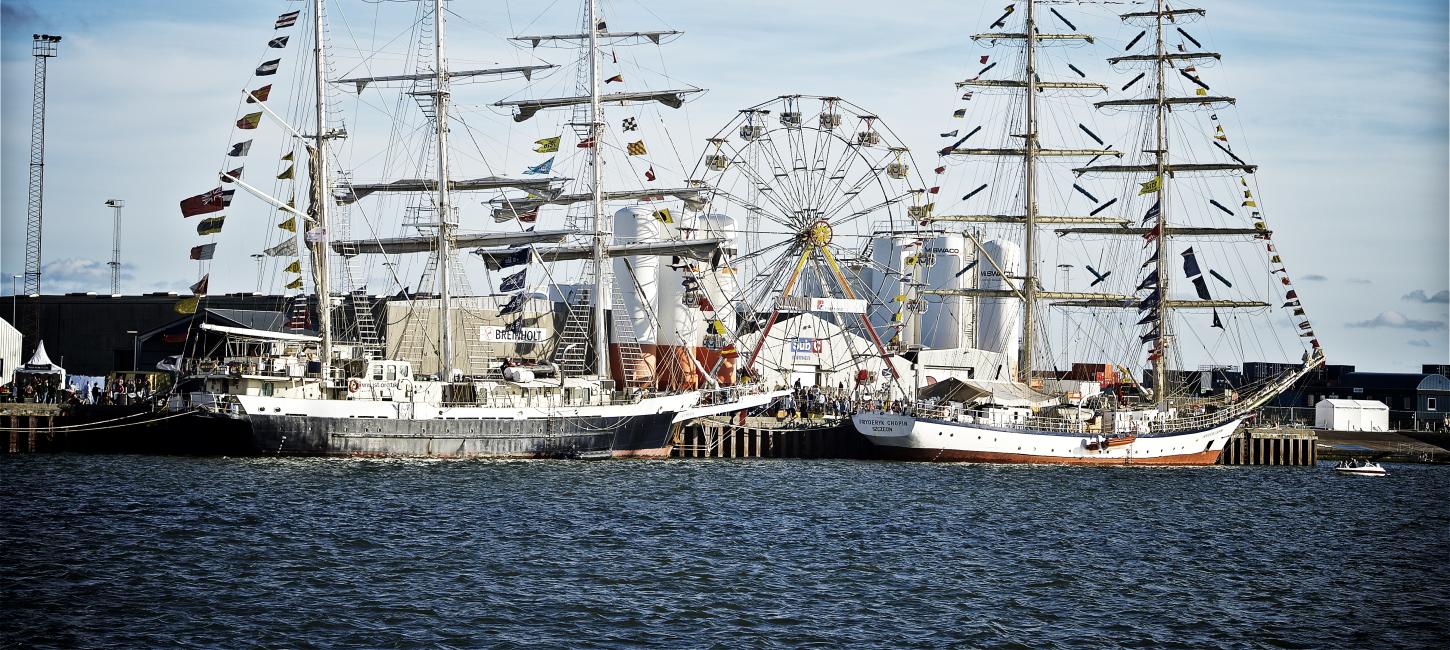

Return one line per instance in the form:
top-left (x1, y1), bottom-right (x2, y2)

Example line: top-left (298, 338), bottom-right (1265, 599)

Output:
top-left (1317, 399), bottom-right (1390, 410)
top-left (1338, 372), bottom-right (1449, 391)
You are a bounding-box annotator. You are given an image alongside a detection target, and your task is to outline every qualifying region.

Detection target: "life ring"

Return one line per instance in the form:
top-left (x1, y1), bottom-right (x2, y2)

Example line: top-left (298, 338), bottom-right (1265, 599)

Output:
top-left (348, 378), bottom-right (361, 393)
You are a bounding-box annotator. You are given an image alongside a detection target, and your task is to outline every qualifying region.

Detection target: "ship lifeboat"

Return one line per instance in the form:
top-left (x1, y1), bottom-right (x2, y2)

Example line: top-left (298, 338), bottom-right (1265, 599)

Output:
top-left (1084, 434), bottom-right (1136, 451)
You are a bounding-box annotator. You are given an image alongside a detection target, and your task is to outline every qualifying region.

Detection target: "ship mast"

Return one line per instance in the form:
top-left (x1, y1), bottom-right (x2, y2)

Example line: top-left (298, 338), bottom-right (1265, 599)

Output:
top-left (311, 0), bottom-right (334, 381)
top-left (1150, 0), bottom-right (1170, 403)
top-left (587, 0), bottom-right (610, 384)
top-left (432, 0), bottom-right (455, 380)
top-left (1020, 0), bottom-right (1040, 383)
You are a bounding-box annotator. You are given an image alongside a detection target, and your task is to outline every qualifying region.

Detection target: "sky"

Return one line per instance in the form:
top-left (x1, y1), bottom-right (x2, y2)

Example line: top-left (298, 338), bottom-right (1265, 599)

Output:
top-left (1, 0), bottom-right (1446, 372)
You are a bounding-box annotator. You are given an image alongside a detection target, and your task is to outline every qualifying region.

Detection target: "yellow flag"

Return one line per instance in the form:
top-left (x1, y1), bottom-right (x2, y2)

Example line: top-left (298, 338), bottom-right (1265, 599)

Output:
top-left (709, 319), bottom-right (727, 336)
top-left (281, 151), bottom-right (294, 161)
top-left (1243, 190), bottom-right (1253, 198)
top-left (174, 297), bottom-right (200, 315)
top-left (1242, 200), bottom-right (1258, 208)
top-left (285, 278), bottom-right (304, 290)
top-left (285, 260), bottom-right (301, 273)
top-left (533, 136), bottom-right (561, 153)
top-left (1196, 87), bottom-right (1208, 96)
top-left (626, 140), bottom-right (647, 156)
top-left (278, 217), bottom-right (296, 232)
top-left (277, 165), bottom-right (294, 180)
top-left (1138, 175), bottom-right (1162, 195)
top-left (893, 294), bottom-right (907, 302)
top-left (653, 208), bottom-right (672, 223)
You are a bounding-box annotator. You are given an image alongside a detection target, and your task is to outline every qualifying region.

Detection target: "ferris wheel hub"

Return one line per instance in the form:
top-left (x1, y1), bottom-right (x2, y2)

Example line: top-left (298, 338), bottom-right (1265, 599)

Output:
top-left (806, 220), bottom-right (833, 248)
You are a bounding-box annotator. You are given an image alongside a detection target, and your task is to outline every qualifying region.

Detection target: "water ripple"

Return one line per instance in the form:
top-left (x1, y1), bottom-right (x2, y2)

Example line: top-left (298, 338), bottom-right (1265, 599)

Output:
top-left (2, 456), bottom-right (1447, 648)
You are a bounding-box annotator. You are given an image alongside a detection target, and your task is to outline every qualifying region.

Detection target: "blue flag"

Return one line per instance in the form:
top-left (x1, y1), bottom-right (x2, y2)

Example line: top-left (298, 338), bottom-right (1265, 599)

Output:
top-left (524, 157), bottom-right (554, 175)
top-left (499, 292), bottom-right (526, 316)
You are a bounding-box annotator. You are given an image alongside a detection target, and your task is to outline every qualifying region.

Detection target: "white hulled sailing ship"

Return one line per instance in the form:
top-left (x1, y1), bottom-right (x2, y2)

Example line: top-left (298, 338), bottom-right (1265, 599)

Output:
top-left (167, 0), bottom-right (773, 457)
top-left (852, 0), bottom-right (1325, 465)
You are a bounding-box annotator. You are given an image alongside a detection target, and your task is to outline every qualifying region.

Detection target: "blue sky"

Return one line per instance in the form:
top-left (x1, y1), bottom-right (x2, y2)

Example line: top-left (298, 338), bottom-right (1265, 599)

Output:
top-left (1, 0), bottom-right (1446, 371)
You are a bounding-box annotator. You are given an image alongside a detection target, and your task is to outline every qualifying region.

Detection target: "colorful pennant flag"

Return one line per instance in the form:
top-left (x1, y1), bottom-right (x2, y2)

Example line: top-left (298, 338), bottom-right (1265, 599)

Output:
top-left (284, 260), bottom-right (301, 273)
top-left (275, 11), bottom-right (299, 29)
top-left (604, 74), bottom-right (624, 84)
top-left (644, 166), bottom-right (656, 182)
top-left (653, 208), bottom-right (673, 224)
top-left (256, 59), bottom-right (280, 76)
top-left (189, 243), bottom-right (217, 260)
top-left (284, 278), bottom-right (304, 290)
top-left (276, 165), bottom-right (294, 180)
top-left (180, 188), bottom-right (234, 217)
top-left (1138, 175), bottom-right (1162, 195)
top-left (577, 137), bottom-right (595, 149)
top-left (533, 136), bottom-right (560, 153)
top-left (524, 157), bottom-right (554, 175)
top-left (174, 297), bottom-right (200, 315)
top-left (268, 36), bottom-right (289, 48)
top-left (228, 140), bottom-right (252, 157)
top-left (196, 216), bottom-right (226, 235)
top-left (622, 117), bottom-right (638, 131)
top-left (237, 112), bottom-right (263, 130)
top-left (952, 109), bottom-right (966, 118)
top-left (278, 217), bottom-right (296, 232)
top-left (264, 239), bottom-right (298, 257)
top-left (220, 168), bottom-right (243, 183)
top-left (247, 85), bottom-right (271, 103)
top-left (190, 275), bottom-right (210, 296)
top-left (626, 140), bottom-right (647, 156)
top-left (500, 269), bottom-right (527, 293)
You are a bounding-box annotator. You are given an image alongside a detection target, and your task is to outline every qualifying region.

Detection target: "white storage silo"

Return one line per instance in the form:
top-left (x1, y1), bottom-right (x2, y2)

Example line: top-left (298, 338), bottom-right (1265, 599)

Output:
top-left (695, 213), bottom-right (740, 384)
top-left (976, 238), bottom-right (1021, 367)
top-left (610, 207), bottom-right (660, 385)
top-left (919, 232), bottom-right (972, 350)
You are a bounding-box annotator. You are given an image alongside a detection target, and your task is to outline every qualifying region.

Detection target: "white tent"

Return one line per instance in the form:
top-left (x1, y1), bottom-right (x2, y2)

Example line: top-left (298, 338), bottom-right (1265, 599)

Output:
top-left (1315, 398), bottom-right (1389, 432)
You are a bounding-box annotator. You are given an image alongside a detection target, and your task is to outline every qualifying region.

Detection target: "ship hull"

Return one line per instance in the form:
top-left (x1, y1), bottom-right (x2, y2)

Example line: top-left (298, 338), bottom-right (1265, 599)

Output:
top-left (226, 392), bottom-right (692, 459)
top-left (852, 413), bottom-right (1238, 466)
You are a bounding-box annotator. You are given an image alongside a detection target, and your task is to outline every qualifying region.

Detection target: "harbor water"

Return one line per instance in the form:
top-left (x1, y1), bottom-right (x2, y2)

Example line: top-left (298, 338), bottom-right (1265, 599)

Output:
top-left (3, 456), bottom-right (1446, 647)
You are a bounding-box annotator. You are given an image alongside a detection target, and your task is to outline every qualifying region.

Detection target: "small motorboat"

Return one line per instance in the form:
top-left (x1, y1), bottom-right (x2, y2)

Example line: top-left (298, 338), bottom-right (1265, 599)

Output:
top-left (1085, 434), bottom-right (1136, 452)
top-left (1333, 459), bottom-right (1387, 476)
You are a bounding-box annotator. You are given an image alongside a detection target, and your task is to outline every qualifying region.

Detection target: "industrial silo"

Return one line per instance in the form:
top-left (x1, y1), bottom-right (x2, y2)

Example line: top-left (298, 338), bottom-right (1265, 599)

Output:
top-left (976, 238), bottom-right (1021, 369)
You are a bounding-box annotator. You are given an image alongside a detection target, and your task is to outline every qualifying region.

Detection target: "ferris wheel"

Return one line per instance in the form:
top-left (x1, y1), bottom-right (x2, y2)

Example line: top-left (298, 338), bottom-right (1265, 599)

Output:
top-left (688, 95), bottom-right (928, 388)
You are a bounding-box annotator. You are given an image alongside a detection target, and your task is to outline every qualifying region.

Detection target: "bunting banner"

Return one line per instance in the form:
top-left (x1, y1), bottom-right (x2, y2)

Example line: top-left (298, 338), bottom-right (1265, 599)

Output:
top-left (281, 151), bottom-right (294, 161)
top-left (180, 188), bottom-right (234, 217)
top-left (275, 11), bottom-right (300, 29)
top-left (196, 216), bottom-right (226, 236)
top-left (189, 243), bottom-right (217, 260)
top-left (268, 36), bottom-right (289, 48)
top-left (622, 117), bottom-right (638, 132)
top-left (247, 85), bottom-right (271, 103)
top-left (285, 278), bottom-right (304, 290)
top-left (285, 260), bottom-right (302, 274)
top-left (276, 165), bottom-right (294, 180)
top-left (626, 140), bottom-right (647, 156)
top-left (256, 59), bottom-right (280, 76)
top-left (220, 168), bottom-right (243, 183)
top-left (189, 275), bottom-right (210, 296)
top-left (237, 112), bottom-right (263, 130)
top-left (1142, 200), bottom-right (1161, 224)
top-left (533, 136), bottom-right (560, 153)
top-left (1138, 175), bottom-right (1162, 195)
top-left (278, 217), bottom-right (296, 232)
top-left (228, 140), bottom-right (253, 157)
top-left (174, 297), bottom-right (200, 315)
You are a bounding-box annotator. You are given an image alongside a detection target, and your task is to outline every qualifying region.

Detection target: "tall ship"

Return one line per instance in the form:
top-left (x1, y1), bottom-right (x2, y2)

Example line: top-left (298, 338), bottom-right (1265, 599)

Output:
top-left (851, 0), bottom-right (1325, 464)
top-left (164, 0), bottom-right (772, 457)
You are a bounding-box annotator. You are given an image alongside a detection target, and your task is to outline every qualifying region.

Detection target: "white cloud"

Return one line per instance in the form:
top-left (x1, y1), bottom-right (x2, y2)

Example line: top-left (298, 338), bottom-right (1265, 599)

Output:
top-left (1347, 311), bottom-right (1447, 331)
top-left (1403, 289), bottom-right (1450, 304)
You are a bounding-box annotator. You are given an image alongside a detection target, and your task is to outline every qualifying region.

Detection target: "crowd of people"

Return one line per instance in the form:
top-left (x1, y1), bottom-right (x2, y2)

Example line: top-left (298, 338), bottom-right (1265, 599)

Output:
top-left (1, 374), bottom-right (155, 405)
top-left (766, 379), bottom-right (898, 422)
